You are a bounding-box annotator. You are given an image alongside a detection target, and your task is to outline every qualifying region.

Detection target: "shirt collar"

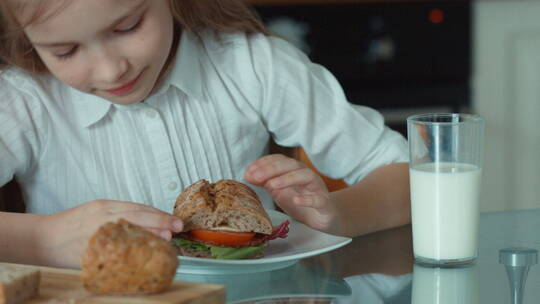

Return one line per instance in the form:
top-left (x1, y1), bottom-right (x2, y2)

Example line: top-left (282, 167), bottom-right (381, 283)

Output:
top-left (72, 88), bottom-right (113, 128)
top-left (73, 31), bottom-right (204, 128)
top-left (156, 31), bottom-right (205, 101)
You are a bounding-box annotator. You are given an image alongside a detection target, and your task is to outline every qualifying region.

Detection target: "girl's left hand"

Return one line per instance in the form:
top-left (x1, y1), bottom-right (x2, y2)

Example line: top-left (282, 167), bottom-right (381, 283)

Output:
top-left (244, 154), bottom-right (338, 233)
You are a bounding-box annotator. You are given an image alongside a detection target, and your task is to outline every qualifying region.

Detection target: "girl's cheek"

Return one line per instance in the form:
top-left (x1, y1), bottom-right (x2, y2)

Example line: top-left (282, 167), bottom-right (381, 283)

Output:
top-left (35, 55), bottom-right (87, 90)
top-left (54, 67), bottom-right (90, 92)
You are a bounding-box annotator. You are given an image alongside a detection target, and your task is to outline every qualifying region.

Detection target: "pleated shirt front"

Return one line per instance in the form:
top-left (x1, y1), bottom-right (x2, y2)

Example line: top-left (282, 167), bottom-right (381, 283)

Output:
top-left (0, 31), bottom-right (408, 214)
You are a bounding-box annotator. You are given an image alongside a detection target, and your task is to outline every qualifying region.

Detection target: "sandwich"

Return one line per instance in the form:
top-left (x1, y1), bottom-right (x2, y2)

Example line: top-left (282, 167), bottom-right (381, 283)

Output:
top-left (172, 179), bottom-right (289, 259)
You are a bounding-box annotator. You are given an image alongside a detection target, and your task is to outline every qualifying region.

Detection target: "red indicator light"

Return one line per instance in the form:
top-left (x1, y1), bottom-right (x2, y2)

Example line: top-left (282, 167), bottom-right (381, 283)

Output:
top-left (429, 9), bottom-right (444, 24)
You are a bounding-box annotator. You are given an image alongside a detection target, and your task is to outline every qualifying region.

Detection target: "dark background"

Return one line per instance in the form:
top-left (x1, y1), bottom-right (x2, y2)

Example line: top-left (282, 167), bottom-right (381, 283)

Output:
top-left (253, 0), bottom-right (471, 135)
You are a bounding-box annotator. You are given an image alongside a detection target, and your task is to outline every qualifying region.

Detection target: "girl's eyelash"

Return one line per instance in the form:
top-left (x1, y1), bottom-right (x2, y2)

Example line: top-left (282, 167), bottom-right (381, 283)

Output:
top-left (56, 46), bottom-right (78, 61)
top-left (52, 15), bottom-right (143, 61)
top-left (116, 17), bottom-right (143, 33)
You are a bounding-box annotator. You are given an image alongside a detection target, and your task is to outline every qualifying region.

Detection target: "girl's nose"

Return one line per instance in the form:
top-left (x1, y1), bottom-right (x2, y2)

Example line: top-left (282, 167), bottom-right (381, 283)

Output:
top-left (93, 48), bottom-right (129, 84)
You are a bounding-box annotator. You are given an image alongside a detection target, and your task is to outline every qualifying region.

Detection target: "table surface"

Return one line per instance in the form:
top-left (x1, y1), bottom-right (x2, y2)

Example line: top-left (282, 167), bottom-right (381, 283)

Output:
top-left (174, 209), bottom-right (540, 304)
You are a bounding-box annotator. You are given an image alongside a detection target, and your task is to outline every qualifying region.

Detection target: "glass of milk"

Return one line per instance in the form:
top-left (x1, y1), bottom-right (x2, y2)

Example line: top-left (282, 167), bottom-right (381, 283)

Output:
top-left (412, 263), bottom-right (479, 304)
top-left (407, 113), bottom-right (485, 265)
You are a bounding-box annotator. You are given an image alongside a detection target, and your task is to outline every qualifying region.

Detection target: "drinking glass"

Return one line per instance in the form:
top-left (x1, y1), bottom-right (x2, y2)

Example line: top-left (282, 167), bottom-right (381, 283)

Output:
top-left (412, 263), bottom-right (479, 304)
top-left (407, 113), bottom-right (485, 265)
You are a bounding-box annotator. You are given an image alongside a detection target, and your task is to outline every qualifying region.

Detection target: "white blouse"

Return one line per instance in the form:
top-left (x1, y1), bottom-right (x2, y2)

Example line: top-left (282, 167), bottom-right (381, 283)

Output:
top-left (0, 31), bottom-right (408, 214)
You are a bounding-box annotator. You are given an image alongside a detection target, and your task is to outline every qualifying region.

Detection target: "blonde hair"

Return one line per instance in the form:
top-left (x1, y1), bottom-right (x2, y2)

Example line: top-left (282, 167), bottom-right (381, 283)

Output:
top-left (0, 0), bottom-right (268, 74)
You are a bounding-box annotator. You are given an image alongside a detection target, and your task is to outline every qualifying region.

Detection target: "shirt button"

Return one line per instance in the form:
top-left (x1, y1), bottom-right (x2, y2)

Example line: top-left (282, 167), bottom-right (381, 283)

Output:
top-left (167, 181), bottom-right (178, 191)
top-left (145, 109), bottom-right (157, 118)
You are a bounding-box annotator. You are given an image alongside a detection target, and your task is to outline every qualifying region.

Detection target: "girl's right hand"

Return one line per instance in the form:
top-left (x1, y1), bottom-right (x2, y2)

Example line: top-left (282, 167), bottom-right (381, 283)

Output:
top-left (42, 200), bottom-right (183, 269)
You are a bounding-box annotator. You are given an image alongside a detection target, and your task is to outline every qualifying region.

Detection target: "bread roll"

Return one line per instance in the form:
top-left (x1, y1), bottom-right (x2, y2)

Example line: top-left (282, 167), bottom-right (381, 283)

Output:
top-left (81, 219), bottom-right (178, 295)
top-left (173, 179), bottom-right (272, 234)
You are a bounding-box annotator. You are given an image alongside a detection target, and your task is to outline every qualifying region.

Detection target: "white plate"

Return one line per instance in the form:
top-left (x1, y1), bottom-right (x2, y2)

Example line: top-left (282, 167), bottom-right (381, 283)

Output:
top-left (176, 209), bottom-right (352, 275)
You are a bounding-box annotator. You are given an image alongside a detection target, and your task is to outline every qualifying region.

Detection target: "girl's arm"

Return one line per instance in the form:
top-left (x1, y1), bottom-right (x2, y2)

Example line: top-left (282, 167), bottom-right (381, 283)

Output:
top-left (329, 162), bottom-right (410, 237)
top-left (245, 155), bottom-right (410, 238)
top-left (0, 200), bottom-right (184, 268)
top-left (0, 212), bottom-right (51, 265)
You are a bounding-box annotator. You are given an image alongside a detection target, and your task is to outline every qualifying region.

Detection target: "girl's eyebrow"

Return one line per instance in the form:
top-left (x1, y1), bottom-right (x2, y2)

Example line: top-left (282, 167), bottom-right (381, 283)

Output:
top-left (32, 0), bottom-right (147, 47)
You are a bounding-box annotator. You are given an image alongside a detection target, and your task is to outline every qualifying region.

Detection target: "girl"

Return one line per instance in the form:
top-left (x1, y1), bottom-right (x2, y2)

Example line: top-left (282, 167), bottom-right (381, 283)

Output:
top-left (0, 0), bottom-right (410, 269)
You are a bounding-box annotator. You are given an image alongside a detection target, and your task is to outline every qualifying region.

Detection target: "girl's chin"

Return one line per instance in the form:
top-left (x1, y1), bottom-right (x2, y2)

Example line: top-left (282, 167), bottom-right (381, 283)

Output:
top-left (107, 97), bottom-right (145, 105)
top-left (98, 90), bottom-right (149, 105)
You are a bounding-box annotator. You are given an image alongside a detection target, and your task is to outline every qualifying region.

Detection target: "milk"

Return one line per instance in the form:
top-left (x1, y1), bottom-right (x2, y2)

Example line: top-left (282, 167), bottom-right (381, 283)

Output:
top-left (412, 263), bottom-right (479, 304)
top-left (410, 162), bottom-right (482, 262)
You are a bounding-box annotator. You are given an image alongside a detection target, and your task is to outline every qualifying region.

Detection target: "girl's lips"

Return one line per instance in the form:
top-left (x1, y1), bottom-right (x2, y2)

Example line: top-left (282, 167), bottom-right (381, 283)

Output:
top-left (105, 71), bottom-right (144, 96)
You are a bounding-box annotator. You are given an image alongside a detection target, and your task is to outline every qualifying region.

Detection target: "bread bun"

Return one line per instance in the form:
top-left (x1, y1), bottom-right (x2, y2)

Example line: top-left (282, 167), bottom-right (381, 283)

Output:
top-left (0, 264), bottom-right (40, 304)
top-left (81, 219), bottom-right (178, 295)
top-left (173, 179), bottom-right (272, 235)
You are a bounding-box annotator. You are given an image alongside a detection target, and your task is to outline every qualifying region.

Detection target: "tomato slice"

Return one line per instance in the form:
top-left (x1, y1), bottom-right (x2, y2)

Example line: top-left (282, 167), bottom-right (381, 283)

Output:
top-left (191, 229), bottom-right (255, 246)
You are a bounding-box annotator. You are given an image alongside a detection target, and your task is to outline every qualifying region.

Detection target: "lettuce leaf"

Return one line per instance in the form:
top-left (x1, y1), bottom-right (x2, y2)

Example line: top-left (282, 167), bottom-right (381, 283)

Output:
top-left (172, 238), bottom-right (265, 259)
top-left (171, 238), bottom-right (211, 252)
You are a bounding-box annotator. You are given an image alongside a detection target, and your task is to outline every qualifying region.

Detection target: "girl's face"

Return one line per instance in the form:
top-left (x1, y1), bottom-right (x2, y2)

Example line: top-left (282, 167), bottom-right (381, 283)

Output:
top-left (23, 0), bottom-right (174, 105)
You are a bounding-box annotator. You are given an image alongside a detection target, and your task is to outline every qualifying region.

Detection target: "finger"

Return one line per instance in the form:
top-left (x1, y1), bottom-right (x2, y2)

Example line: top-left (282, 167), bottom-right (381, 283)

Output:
top-left (101, 200), bottom-right (167, 215)
top-left (246, 155), bottom-right (304, 184)
top-left (265, 168), bottom-right (317, 190)
top-left (247, 153), bottom-right (289, 166)
top-left (111, 211), bottom-right (183, 233)
top-left (294, 194), bottom-right (328, 210)
top-left (246, 154), bottom-right (301, 174)
top-left (145, 228), bottom-right (173, 241)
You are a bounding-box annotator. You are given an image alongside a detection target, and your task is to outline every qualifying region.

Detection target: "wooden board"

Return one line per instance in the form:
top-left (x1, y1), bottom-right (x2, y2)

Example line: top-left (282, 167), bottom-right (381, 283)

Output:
top-left (1, 263), bottom-right (225, 304)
